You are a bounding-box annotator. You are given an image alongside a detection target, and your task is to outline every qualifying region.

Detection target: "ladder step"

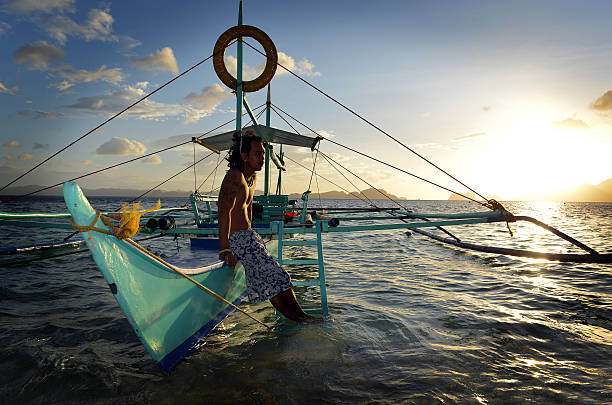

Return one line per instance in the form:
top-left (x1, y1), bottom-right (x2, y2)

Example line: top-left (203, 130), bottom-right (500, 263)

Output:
top-left (281, 259), bottom-right (319, 266)
top-left (281, 240), bottom-right (318, 246)
top-left (292, 279), bottom-right (321, 287)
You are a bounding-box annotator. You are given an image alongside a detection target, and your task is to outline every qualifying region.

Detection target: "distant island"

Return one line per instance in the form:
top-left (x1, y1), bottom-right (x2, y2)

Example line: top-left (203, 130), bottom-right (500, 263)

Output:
top-left (287, 187), bottom-right (407, 200)
top-left (521, 177), bottom-right (612, 202)
top-left (0, 185), bottom-right (406, 200)
top-left (447, 177), bottom-right (612, 202)
top-left (3, 179), bottom-right (611, 202)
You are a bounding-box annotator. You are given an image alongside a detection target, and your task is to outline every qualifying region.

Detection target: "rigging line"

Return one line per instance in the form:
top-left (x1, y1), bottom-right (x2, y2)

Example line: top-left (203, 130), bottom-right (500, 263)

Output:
top-left (209, 153), bottom-right (222, 195)
top-left (197, 103), bottom-right (266, 141)
top-left (0, 44), bottom-right (234, 194)
top-left (319, 151), bottom-right (410, 212)
top-left (269, 105), bottom-right (301, 134)
top-left (0, 141), bottom-right (192, 205)
top-left (271, 102), bottom-right (484, 207)
top-left (324, 139), bottom-right (484, 206)
top-left (193, 143), bottom-right (197, 192)
top-left (0, 103), bottom-right (267, 205)
top-left (283, 154), bottom-right (373, 205)
top-left (312, 148), bottom-right (323, 209)
top-left (242, 39), bottom-right (489, 203)
top-left (246, 105), bottom-right (267, 127)
top-left (308, 147), bottom-right (319, 191)
top-left (130, 152), bottom-right (214, 203)
top-left (196, 152), bottom-right (228, 193)
top-left (318, 151), bottom-right (378, 208)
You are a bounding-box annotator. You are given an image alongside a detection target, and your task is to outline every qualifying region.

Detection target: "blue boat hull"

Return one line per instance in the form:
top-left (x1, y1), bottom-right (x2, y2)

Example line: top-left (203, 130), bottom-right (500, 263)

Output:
top-left (62, 181), bottom-right (261, 372)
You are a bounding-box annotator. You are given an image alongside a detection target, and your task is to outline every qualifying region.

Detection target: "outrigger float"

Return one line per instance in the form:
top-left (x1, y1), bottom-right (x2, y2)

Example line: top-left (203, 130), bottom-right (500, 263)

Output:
top-left (1, 3), bottom-right (610, 372)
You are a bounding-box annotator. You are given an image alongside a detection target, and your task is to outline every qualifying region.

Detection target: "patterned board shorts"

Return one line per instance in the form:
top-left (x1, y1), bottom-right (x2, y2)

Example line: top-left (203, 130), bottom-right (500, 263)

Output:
top-left (229, 228), bottom-right (293, 302)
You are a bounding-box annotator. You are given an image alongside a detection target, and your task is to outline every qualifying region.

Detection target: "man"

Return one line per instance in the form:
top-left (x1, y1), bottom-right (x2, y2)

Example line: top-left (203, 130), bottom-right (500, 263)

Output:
top-left (218, 130), bottom-right (318, 323)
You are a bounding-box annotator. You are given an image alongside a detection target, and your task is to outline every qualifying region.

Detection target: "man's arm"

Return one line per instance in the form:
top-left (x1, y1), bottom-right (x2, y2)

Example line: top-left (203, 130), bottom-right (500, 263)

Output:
top-left (218, 170), bottom-right (240, 260)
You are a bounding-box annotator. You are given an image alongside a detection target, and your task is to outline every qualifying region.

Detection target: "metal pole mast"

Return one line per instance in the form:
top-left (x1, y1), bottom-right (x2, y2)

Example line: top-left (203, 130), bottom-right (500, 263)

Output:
top-left (235, 1), bottom-right (243, 131)
top-left (264, 85), bottom-right (271, 195)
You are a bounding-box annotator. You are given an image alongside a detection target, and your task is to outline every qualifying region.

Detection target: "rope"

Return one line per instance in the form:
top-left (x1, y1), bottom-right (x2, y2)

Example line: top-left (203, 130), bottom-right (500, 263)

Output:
top-left (318, 152), bottom-right (379, 208)
top-left (209, 153), bottom-right (223, 195)
top-left (124, 239), bottom-right (272, 329)
top-left (196, 153), bottom-right (228, 193)
top-left (243, 39), bottom-right (489, 203)
top-left (130, 152), bottom-right (214, 203)
top-left (270, 102), bottom-right (485, 207)
top-left (69, 211), bottom-right (116, 236)
top-left (68, 212), bottom-right (271, 328)
top-left (307, 148), bottom-right (319, 191)
top-left (283, 154), bottom-right (373, 205)
top-left (319, 151), bottom-right (411, 213)
top-left (0, 44), bottom-right (235, 194)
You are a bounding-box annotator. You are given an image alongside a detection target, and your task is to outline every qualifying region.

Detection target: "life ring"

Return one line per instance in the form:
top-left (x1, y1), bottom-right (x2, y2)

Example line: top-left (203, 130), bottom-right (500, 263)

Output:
top-left (213, 25), bottom-right (278, 93)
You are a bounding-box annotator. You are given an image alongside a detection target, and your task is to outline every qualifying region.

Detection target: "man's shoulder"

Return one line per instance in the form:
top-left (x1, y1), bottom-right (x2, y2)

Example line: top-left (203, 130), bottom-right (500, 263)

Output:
top-left (224, 168), bottom-right (244, 182)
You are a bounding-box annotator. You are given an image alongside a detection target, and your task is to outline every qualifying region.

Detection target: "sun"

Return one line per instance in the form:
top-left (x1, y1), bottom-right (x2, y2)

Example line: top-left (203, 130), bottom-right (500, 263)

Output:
top-left (470, 116), bottom-right (610, 200)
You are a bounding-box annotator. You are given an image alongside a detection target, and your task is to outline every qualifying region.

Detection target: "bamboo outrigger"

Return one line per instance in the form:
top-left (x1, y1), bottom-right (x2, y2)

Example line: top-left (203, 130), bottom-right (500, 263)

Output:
top-left (1, 2), bottom-right (610, 372)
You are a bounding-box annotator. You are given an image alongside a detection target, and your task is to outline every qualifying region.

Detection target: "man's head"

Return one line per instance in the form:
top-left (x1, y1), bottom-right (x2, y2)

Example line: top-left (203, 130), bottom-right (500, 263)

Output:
top-left (227, 130), bottom-right (264, 173)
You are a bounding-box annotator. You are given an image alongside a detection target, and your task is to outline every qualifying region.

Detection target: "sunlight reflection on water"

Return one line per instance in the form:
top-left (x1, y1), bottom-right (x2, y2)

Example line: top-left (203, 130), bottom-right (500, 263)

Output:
top-left (0, 198), bottom-right (610, 403)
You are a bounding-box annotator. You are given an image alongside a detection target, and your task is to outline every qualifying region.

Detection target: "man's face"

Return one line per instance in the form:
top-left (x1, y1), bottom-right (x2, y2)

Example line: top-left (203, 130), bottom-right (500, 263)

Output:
top-left (243, 140), bottom-right (265, 172)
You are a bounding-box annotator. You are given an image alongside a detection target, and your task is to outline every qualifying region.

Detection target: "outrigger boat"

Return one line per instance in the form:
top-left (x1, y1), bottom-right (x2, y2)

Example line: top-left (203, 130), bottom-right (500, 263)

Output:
top-left (1, 3), bottom-right (611, 373)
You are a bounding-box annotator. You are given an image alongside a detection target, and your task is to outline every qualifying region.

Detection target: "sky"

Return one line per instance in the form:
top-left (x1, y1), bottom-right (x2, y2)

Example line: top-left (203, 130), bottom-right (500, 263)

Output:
top-left (1, 0), bottom-right (611, 201)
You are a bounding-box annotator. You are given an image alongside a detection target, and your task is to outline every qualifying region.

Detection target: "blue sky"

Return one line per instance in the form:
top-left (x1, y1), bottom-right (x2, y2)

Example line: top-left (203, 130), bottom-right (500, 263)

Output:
top-left (1, 0), bottom-right (611, 200)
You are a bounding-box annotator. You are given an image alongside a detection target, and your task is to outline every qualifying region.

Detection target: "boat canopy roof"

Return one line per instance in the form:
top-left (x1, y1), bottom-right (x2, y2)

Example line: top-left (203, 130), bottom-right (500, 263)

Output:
top-left (200, 125), bottom-right (320, 151)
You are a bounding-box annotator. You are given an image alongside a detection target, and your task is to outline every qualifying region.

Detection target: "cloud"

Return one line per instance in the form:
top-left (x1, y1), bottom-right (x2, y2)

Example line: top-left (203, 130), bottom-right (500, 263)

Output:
top-left (95, 137), bottom-right (147, 156)
top-left (590, 90), bottom-right (612, 113)
top-left (152, 133), bottom-right (201, 151)
top-left (2, 0), bottom-right (75, 14)
top-left (550, 117), bottom-right (590, 130)
top-left (18, 153), bottom-right (33, 160)
top-left (0, 82), bottom-right (18, 95)
top-left (32, 110), bottom-right (75, 119)
top-left (41, 8), bottom-right (117, 45)
top-left (453, 132), bottom-right (488, 142)
top-left (119, 35), bottom-right (142, 52)
top-left (0, 21), bottom-right (11, 37)
top-left (141, 154), bottom-right (162, 164)
top-left (3, 141), bottom-right (21, 148)
top-left (13, 41), bottom-right (65, 70)
top-left (33, 143), bottom-right (49, 149)
top-left (131, 47), bottom-right (178, 74)
top-left (184, 83), bottom-right (232, 123)
top-left (54, 64), bottom-right (125, 90)
top-left (276, 51), bottom-right (321, 77)
top-left (223, 55), bottom-right (265, 81)
top-left (18, 110), bottom-right (30, 116)
top-left (67, 83), bottom-right (184, 121)
top-left (222, 52), bottom-right (320, 80)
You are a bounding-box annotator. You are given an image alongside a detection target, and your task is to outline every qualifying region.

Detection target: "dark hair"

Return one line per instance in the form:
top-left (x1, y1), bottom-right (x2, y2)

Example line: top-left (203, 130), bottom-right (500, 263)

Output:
top-left (227, 130), bottom-right (263, 172)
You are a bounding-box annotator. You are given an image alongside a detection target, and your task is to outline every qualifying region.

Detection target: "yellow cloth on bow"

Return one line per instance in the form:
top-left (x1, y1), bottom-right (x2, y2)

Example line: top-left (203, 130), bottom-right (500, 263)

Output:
top-left (106, 200), bottom-right (161, 240)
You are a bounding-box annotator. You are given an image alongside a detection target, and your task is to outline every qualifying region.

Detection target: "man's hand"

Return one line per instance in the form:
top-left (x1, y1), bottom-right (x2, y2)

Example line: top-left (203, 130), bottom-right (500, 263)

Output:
top-left (220, 251), bottom-right (237, 267)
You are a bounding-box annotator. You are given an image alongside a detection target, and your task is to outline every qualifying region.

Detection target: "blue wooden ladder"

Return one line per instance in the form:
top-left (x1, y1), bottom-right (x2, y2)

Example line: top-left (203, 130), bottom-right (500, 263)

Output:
top-left (274, 220), bottom-right (329, 316)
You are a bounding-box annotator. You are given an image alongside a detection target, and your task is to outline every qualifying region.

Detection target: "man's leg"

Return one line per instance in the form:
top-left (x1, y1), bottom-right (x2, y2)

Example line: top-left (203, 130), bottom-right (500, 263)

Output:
top-left (269, 288), bottom-right (315, 323)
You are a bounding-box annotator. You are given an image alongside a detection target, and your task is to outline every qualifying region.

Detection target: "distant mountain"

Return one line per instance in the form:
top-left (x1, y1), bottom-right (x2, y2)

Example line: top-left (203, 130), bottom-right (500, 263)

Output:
top-left (534, 177), bottom-right (612, 202)
top-left (448, 192), bottom-right (477, 201)
top-left (0, 185), bottom-right (406, 201)
top-left (288, 187), bottom-right (407, 200)
top-left (0, 185), bottom-right (195, 198)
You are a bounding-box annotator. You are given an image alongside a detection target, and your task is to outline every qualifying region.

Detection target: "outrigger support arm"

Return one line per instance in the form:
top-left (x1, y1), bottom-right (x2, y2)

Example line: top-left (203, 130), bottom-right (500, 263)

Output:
top-left (192, 137), bottom-right (221, 154)
top-left (242, 96), bottom-right (270, 143)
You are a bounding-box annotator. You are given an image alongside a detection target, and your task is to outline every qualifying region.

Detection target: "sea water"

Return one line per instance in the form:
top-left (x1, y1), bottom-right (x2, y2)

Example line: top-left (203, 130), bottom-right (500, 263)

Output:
top-left (0, 198), bottom-right (610, 404)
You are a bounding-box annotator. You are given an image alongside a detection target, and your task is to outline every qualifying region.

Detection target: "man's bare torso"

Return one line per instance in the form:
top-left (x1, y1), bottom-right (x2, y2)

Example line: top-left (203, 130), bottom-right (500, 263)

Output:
top-left (219, 168), bottom-right (255, 235)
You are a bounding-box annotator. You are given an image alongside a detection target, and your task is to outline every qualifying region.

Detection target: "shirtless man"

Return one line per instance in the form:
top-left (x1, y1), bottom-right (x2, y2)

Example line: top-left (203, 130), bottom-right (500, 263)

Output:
top-left (218, 131), bottom-right (316, 323)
